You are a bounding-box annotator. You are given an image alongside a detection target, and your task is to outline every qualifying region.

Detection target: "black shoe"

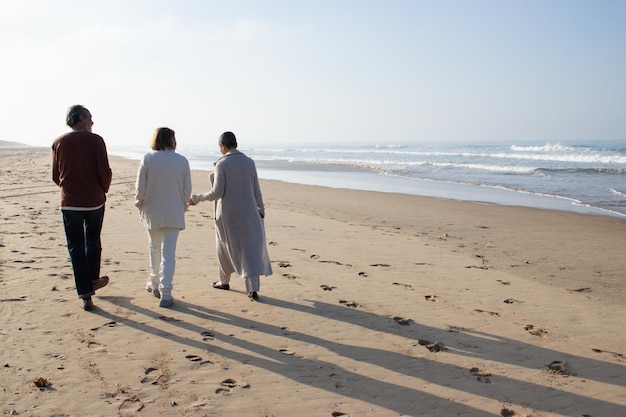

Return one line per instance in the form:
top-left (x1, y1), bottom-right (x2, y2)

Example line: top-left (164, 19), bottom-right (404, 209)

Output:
top-left (82, 297), bottom-right (94, 311)
top-left (248, 292), bottom-right (259, 301)
top-left (212, 281), bottom-right (230, 290)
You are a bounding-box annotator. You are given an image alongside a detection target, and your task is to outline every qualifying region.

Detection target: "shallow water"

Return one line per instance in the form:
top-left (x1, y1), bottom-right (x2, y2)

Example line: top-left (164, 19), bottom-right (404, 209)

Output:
top-left (110, 140), bottom-right (626, 218)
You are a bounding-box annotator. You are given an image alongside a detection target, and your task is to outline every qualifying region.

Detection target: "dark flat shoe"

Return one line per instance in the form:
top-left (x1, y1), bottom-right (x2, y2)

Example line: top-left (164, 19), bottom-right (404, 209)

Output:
top-left (248, 291), bottom-right (259, 301)
top-left (212, 281), bottom-right (230, 290)
top-left (93, 276), bottom-right (109, 291)
top-left (82, 297), bottom-right (94, 311)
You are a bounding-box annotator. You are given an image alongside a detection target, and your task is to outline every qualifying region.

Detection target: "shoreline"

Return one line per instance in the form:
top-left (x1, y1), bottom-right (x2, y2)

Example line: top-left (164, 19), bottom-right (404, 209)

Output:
top-left (111, 148), bottom-right (626, 218)
top-left (20, 143), bottom-right (622, 218)
top-left (253, 159), bottom-right (623, 218)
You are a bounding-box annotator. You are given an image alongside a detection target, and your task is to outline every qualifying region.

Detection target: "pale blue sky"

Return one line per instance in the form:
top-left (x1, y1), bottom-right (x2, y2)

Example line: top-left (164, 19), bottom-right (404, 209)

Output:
top-left (1, 0), bottom-right (625, 147)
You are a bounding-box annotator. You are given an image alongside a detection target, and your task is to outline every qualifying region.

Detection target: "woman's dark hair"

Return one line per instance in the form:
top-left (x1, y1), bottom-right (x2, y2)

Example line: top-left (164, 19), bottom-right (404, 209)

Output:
top-left (151, 127), bottom-right (176, 151)
top-left (219, 131), bottom-right (237, 149)
top-left (66, 105), bottom-right (89, 127)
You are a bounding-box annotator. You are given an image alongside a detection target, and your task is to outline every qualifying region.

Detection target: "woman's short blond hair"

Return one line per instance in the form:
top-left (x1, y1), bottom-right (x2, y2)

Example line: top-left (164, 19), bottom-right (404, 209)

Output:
top-left (151, 127), bottom-right (176, 151)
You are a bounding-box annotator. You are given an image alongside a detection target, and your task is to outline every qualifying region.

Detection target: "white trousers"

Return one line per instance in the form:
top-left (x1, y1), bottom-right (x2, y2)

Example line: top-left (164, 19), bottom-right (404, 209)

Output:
top-left (147, 228), bottom-right (179, 299)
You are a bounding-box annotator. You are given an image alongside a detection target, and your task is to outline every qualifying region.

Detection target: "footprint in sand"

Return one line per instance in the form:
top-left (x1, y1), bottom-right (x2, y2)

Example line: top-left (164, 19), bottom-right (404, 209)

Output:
top-left (215, 378), bottom-right (250, 394)
top-left (416, 339), bottom-right (447, 352)
top-left (503, 298), bottom-right (523, 304)
top-left (497, 279), bottom-right (511, 285)
top-left (279, 349), bottom-right (296, 355)
top-left (221, 378), bottom-right (238, 388)
top-left (158, 316), bottom-right (182, 322)
top-left (569, 287), bottom-right (592, 293)
top-left (474, 309), bottom-right (501, 317)
top-left (392, 282), bottom-right (413, 290)
top-left (469, 367), bottom-right (490, 376)
top-left (524, 324), bottom-right (549, 337)
top-left (370, 263), bottom-right (390, 267)
top-left (545, 360), bottom-right (576, 376)
top-left (339, 300), bottom-right (361, 308)
top-left (140, 353), bottom-right (172, 388)
top-left (277, 261), bottom-right (292, 268)
top-left (185, 353), bottom-right (213, 366)
top-left (32, 377), bottom-right (52, 390)
top-left (90, 321), bottom-right (117, 331)
top-left (469, 367), bottom-right (492, 383)
top-left (282, 273), bottom-right (299, 280)
top-left (200, 330), bottom-right (215, 341)
top-left (358, 271), bottom-right (368, 277)
top-left (319, 260), bottom-right (350, 266)
top-left (500, 408), bottom-right (517, 417)
top-left (592, 348), bottom-right (626, 360)
top-left (0, 296), bottom-right (27, 302)
top-left (74, 330), bottom-right (106, 350)
top-left (424, 294), bottom-right (438, 302)
top-left (329, 373), bottom-right (346, 389)
top-left (141, 367), bottom-right (168, 385)
top-left (392, 316), bottom-right (411, 325)
top-left (465, 265), bottom-right (489, 270)
top-left (446, 325), bottom-right (470, 332)
top-left (320, 284), bottom-right (337, 291)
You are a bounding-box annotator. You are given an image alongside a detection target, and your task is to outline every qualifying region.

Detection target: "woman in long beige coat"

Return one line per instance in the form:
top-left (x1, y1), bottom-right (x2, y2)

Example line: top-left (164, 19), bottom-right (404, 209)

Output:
top-left (189, 132), bottom-right (272, 301)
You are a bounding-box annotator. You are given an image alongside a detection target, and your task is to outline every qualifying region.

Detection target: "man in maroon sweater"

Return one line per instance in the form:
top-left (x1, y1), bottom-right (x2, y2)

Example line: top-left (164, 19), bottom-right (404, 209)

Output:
top-left (52, 105), bottom-right (112, 311)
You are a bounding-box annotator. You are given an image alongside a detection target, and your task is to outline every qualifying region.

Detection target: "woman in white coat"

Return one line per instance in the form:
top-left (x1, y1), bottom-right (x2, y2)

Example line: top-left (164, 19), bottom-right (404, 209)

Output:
top-left (189, 131), bottom-right (272, 301)
top-left (135, 128), bottom-right (192, 307)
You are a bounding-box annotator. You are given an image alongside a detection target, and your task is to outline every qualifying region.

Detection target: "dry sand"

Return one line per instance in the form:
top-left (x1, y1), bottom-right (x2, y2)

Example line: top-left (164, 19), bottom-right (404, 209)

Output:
top-left (1, 147), bottom-right (625, 417)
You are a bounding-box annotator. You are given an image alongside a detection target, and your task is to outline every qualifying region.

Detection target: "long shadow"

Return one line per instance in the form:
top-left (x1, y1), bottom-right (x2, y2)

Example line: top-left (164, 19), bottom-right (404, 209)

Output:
top-left (182, 297), bottom-right (626, 416)
top-left (94, 296), bottom-right (487, 415)
top-left (96, 295), bottom-right (625, 416)
top-left (259, 295), bottom-right (626, 387)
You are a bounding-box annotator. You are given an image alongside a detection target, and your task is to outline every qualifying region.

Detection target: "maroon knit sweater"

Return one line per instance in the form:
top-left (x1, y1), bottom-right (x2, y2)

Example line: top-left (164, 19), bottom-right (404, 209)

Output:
top-left (51, 130), bottom-right (112, 208)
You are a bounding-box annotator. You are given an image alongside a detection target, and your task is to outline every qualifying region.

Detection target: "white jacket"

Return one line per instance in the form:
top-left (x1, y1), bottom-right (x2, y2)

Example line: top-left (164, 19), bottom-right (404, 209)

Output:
top-left (135, 150), bottom-right (192, 230)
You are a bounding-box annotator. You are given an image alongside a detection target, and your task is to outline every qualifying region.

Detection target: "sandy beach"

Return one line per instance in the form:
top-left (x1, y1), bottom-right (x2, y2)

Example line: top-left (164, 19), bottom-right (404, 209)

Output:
top-left (1, 146), bottom-right (625, 417)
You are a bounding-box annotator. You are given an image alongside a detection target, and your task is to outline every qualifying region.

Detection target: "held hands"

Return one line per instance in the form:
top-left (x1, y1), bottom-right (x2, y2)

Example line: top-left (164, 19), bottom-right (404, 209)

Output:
top-left (187, 196), bottom-right (264, 217)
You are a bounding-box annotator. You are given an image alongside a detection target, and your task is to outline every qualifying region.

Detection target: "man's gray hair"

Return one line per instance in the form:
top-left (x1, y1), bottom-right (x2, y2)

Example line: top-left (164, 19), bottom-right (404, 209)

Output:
top-left (66, 105), bottom-right (89, 127)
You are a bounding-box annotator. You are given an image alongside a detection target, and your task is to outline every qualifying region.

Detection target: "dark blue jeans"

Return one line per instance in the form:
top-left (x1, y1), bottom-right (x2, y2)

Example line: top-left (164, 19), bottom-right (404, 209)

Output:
top-left (61, 206), bottom-right (105, 299)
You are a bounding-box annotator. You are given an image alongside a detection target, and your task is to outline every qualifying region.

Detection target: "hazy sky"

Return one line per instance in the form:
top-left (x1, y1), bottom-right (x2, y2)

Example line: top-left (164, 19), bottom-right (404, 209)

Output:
top-left (1, 0), bottom-right (625, 148)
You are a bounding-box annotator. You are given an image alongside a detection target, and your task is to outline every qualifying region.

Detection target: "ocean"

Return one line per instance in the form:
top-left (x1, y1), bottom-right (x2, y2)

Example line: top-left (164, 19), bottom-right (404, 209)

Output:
top-left (109, 140), bottom-right (626, 218)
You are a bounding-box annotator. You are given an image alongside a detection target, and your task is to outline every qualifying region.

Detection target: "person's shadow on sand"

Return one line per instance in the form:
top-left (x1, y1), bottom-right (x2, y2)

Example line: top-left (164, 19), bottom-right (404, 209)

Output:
top-left (96, 294), bottom-right (625, 416)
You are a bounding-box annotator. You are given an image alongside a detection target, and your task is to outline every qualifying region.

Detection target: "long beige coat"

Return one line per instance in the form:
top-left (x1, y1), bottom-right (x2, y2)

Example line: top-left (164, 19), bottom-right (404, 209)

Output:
top-left (191, 150), bottom-right (272, 279)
